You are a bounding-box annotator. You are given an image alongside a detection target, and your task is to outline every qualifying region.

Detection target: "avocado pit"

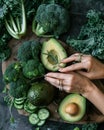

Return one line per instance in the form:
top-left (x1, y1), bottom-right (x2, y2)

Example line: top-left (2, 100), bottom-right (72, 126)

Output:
top-left (65, 102), bottom-right (79, 116)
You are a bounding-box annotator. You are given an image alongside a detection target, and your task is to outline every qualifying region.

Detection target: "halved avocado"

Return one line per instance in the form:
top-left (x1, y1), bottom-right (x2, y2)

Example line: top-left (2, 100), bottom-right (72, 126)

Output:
top-left (41, 38), bottom-right (67, 71)
top-left (59, 93), bottom-right (86, 122)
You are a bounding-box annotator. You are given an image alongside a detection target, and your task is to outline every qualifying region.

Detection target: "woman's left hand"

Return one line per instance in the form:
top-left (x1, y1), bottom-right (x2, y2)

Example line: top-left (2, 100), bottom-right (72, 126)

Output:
top-left (58, 53), bottom-right (104, 79)
top-left (44, 72), bottom-right (94, 96)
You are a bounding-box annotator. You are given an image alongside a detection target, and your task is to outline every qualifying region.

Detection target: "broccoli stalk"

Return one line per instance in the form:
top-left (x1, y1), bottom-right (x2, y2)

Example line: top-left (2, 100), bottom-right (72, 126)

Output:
top-left (32, 21), bottom-right (54, 37)
top-left (5, 0), bottom-right (26, 39)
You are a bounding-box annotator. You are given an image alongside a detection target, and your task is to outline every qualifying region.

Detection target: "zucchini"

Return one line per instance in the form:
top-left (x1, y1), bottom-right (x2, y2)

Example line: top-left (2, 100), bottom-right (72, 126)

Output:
top-left (38, 108), bottom-right (50, 120)
top-left (29, 113), bottom-right (39, 125)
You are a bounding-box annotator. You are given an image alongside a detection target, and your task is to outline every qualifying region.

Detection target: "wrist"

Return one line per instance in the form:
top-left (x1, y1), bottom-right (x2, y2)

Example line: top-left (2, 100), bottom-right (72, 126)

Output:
top-left (83, 81), bottom-right (104, 115)
top-left (100, 64), bottom-right (104, 79)
top-left (82, 81), bottom-right (97, 98)
top-left (102, 66), bottom-right (104, 78)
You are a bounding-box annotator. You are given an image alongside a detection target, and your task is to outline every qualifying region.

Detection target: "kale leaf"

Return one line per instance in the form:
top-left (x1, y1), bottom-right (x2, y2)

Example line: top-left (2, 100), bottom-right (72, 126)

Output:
top-left (67, 10), bottom-right (104, 62)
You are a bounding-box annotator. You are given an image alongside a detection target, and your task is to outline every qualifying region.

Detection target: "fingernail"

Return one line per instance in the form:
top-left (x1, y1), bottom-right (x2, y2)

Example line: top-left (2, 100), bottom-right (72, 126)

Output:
top-left (60, 60), bottom-right (64, 63)
top-left (58, 68), bottom-right (63, 71)
top-left (44, 74), bottom-right (48, 77)
top-left (44, 77), bottom-right (47, 80)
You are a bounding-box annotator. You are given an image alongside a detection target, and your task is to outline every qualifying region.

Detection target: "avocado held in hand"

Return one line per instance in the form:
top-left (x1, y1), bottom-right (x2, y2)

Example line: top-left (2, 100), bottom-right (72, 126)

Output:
top-left (27, 81), bottom-right (56, 106)
top-left (59, 94), bottom-right (86, 122)
top-left (41, 38), bottom-right (67, 71)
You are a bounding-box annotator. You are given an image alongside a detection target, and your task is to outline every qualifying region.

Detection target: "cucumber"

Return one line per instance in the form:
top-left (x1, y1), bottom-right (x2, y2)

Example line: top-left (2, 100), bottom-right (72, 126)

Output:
top-left (27, 102), bottom-right (37, 111)
top-left (29, 113), bottom-right (39, 125)
top-left (24, 106), bottom-right (34, 114)
top-left (37, 120), bottom-right (45, 126)
top-left (14, 99), bottom-right (25, 105)
top-left (38, 108), bottom-right (50, 120)
top-left (15, 97), bottom-right (26, 101)
top-left (14, 102), bottom-right (24, 109)
top-left (14, 97), bottom-right (26, 105)
top-left (24, 100), bottom-right (37, 114)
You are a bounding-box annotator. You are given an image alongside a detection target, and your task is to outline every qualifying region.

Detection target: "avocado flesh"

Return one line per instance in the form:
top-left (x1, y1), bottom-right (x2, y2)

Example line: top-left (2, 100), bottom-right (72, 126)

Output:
top-left (59, 93), bottom-right (86, 122)
top-left (41, 38), bottom-right (67, 71)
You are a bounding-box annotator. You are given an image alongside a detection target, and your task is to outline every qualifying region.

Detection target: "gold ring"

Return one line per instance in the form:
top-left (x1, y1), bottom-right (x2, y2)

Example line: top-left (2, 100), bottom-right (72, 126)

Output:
top-left (77, 54), bottom-right (83, 62)
top-left (58, 79), bottom-right (63, 91)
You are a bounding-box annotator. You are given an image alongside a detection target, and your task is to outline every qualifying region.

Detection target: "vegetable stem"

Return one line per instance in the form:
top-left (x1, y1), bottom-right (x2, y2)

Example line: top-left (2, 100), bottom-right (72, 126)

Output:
top-left (19, 0), bottom-right (26, 36)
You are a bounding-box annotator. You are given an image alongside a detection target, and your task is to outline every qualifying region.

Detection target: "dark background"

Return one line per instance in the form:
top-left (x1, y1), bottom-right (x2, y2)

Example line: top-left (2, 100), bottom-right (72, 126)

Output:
top-left (0, 0), bottom-right (104, 129)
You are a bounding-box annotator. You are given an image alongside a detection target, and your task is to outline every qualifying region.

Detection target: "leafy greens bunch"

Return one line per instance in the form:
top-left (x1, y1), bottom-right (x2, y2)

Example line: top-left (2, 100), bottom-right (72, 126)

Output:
top-left (0, 0), bottom-right (26, 39)
top-left (0, 0), bottom-right (71, 61)
top-left (0, 24), bottom-right (11, 62)
top-left (67, 10), bottom-right (104, 62)
top-left (0, 0), bottom-right (42, 61)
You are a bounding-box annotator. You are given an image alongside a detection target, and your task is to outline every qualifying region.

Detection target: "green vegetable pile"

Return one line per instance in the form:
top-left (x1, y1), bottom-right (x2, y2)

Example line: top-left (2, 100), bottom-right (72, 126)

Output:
top-left (1, 0), bottom-right (103, 128)
top-left (3, 40), bottom-right (46, 98)
top-left (0, 0), bottom-right (71, 62)
top-left (67, 10), bottom-right (104, 62)
top-left (3, 39), bottom-right (50, 126)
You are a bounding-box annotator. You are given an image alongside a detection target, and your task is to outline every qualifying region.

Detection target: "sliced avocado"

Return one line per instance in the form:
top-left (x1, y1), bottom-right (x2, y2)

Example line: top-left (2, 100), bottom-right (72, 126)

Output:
top-left (27, 81), bottom-right (56, 106)
top-left (59, 93), bottom-right (86, 122)
top-left (41, 38), bottom-right (67, 71)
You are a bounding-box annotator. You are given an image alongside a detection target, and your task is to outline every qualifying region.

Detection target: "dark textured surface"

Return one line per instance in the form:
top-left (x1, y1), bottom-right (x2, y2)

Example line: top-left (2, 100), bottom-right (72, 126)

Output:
top-left (0, 0), bottom-right (104, 130)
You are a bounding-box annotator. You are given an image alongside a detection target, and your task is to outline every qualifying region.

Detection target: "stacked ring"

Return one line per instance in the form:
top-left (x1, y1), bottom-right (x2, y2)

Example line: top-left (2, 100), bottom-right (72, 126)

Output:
top-left (58, 79), bottom-right (63, 91)
top-left (77, 54), bottom-right (83, 62)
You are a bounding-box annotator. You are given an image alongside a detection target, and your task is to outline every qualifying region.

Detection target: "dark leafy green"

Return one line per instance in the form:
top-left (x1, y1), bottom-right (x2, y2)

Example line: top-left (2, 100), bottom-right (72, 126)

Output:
top-left (0, 19), bottom-right (11, 62)
top-left (67, 10), bottom-right (104, 62)
top-left (82, 123), bottom-right (98, 130)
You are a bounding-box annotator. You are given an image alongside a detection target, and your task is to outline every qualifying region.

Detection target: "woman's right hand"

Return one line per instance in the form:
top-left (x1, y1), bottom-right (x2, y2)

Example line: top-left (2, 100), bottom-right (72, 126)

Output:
top-left (59, 53), bottom-right (104, 79)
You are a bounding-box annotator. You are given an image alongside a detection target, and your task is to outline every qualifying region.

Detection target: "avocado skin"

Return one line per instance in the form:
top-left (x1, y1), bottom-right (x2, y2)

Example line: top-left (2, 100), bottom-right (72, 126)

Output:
top-left (41, 38), bottom-right (67, 71)
top-left (27, 81), bottom-right (56, 106)
top-left (59, 93), bottom-right (86, 123)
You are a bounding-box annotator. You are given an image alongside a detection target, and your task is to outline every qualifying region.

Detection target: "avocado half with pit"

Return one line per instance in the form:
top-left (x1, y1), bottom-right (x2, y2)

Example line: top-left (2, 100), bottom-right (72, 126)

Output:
top-left (59, 93), bottom-right (86, 122)
top-left (41, 38), bottom-right (67, 71)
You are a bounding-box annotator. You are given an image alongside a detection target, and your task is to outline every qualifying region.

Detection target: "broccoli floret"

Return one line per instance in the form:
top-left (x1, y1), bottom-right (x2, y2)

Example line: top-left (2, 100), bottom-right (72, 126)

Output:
top-left (38, 63), bottom-right (46, 75)
top-left (32, 3), bottom-right (70, 37)
top-left (9, 78), bottom-right (29, 98)
top-left (17, 40), bottom-right (41, 62)
top-left (3, 62), bottom-right (22, 84)
top-left (23, 59), bottom-right (45, 79)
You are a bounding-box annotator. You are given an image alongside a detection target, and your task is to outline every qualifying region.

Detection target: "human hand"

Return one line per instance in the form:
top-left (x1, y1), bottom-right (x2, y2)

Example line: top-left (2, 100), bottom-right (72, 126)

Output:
top-left (44, 72), bottom-right (94, 97)
top-left (59, 53), bottom-right (104, 79)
